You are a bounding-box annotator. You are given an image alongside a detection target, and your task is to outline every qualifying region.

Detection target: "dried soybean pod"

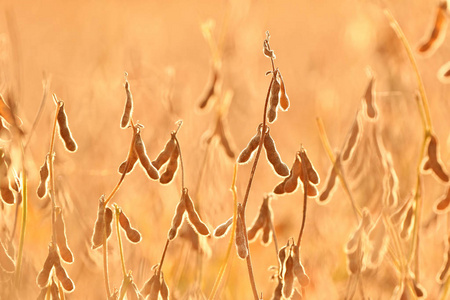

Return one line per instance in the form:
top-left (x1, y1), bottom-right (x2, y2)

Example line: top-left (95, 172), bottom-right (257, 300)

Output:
top-left (168, 195), bottom-right (186, 240)
top-left (438, 246), bottom-right (450, 283)
top-left (184, 189), bottom-right (210, 236)
top-left (149, 275), bottom-right (161, 300)
top-left (217, 118), bottom-right (236, 159)
top-left (55, 207), bottom-right (74, 263)
top-left (198, 69), bottom-right (218, 109)
top-left (422, 133), bottom-right (449, 182)
top-left (105, 206), bottom-right (113, 240)
top-left (57, 101), bottom-right (77, 152)
top-left (0, 241), bottom-right (15, 272)
top-left (362, 76), bottom-right (378, 120)
top-left (278, 71), bottom-right (290, 111)
top-left (0, 151), bottom-right (14, 204)
top-left (300, 147), bottom-right (319, 185)
top-left (271, 280), bottom-right (283, 300)
top-left (37, 155), bottom-right (50, 198)
top-left (319, 156), bottom-right (340, 203)
top-left (37, 244), bottom-right (58, 288)
top-left (434, 186), bottom-right (450, 214)
top-left (267, 78), bottom-right (281, 123)
top-left (214, 216), bottom-right (233, 238)
top-left (118, 149), bottom-right (138, 174)
top-left (273, 180), bottom-right (287, 195)
top-left (54, 258), bottom-right (75, 292)
top-left (284, 154), bottom-right (302, 193)
top-left (342, 113), bottom-right (361, 162)
top-left (282, 255), bottom-right (295, 299)
top-left (247, 213), bottom-right (265, 241)
top-left (160, 273), bottom-right (169, 300)
top-left (264, 129), bottom-right (289, 177)
top-left (278, 243), bottom-right (289, 275)
top-left (50, 279), bottom-right (61, 300)
top-left (235, 204), bottom-right (248, 259)
top-left (237, 124), bottom-right (262, 164)
top-left (140, 274), bottom-right (157, 298)
top-left (135, 129), bottom-right (159, 180)
top-left (263, 39), bottom-right (276, 59)
top-left (119, 209), bottom-right (142, 243)
top-left (412, 279), bottom-right (426, 298)
top-left (92, 196), bottom-right (106, 249)
top-left (418, 1), bottom-right (448, 55)
top-left (152, 134), bottom-right (177, 170)
top-left (292, 246), bottom-right (309, 286)
top-left (159, 145), bottom-right (180, 185)
top-left (261, 221), bottom-right (272, 246)
top-left (121, 79), bottom-right (133, 129)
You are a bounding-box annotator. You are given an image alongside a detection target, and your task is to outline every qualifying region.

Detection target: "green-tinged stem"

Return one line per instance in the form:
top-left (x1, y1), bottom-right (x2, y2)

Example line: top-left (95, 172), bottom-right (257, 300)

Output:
top-left (208, 164), bottom-right (238, 300)
top-left (115, 205), bottom-right (127, 277)
top-left (14, 167), bottom-right (27, 287)
top-left (316, 117), bottom-right (361, 220)
top-left (103, 216), bottom-right (111, 299)
top-left (440, 269), bottom-right (450, 300)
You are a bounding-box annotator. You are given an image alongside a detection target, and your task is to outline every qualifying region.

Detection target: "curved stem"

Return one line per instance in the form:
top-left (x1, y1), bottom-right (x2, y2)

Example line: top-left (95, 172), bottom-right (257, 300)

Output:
top-left (174, 135), bottom-right (185, 190)
top-left (297, 152), bottom-right (308, 246)
top-left (114, 205), bottom-right (127, 277)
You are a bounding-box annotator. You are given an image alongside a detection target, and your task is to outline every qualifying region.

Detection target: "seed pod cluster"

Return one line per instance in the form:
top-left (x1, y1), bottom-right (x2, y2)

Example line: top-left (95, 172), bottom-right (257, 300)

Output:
top-left (235, 204), bottom-right (248, 259)
top-left (92, 196), bottom-right (113, 249)
top-left (421, 133), bottom-right (449, 182)
top-left (264, 128), bottom-right (289, 177)
top-left (0, 241), bottom-right (15, 273)
top-left (237, 124), bottom-right (262, 164)
top-left (434, 186), bottom-right (450, 214)
top-left (342, 112), bottom-right (362, 162)
top-left (267, 76), bottom-right (281, 123)
top-left (56, 101), bottom-right (77, 152)
top-left (134, 129), bottom-right (160, 180)
top-left (247, 195), bottom-right (274, 246)
top-left (140, 272), bottom-right (169, 300)
top-left (120, 79), bottom-right (134, 129)
top-left (319, 154), bottom-right (341, 203)
top-left (213, 216), bottom-right (233, 238)
top-left (417, 1), bottom-right (448, 55)
top-left (37, 154), bottom-right (50, 198)
top-left (159, 144), bottom-right (180, 185)
top-left (37, 245), bottom-right (59, 288)
top-left (362, 76), bottom-right (378, 120)
top-left (55, 207), bottom-right (74, 263)
top-left (0, 150), bottom-right (14, 204)
top-left (119, 209), bottom-right (142, 243)
top-left (152, 134), bottom-right (177, 170)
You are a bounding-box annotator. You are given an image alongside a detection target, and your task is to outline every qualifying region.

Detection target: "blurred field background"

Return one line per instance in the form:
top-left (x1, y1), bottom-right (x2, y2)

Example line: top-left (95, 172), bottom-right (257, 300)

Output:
top-left (1, 0), bottom-right (450, 299)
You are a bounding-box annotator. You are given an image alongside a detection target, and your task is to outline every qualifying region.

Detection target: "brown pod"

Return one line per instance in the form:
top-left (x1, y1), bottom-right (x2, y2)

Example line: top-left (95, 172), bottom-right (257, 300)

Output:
top-left (264, 130), bottom-right (289, 177)
top-left (121, 80), bottom-right (134, 129)
top-left (0, 241), bottom-right (15, 273)
top-left (0, 151), bottom-right (14, 204)
top-left (152, 134), bottom-right (177, 170)
top-left (213, 217), bottom-right (233, 238)
top-left (184, 189), bottom-right (210, 236)
top-left (284, 155), bottom-right (302, 193)
top-left (319, 157), bottom-right (340, 203)
top-left (50, 278), bottom-right (61, 300)
top-left (149, 275), bottom-right (161, 300)
top-left (57, 102), bottom-right (78, 152)
top-left (362, 76), bottom-right (378, 120)
top-left (237, 125), bottom-right (262, 164)
top-left (159, 145), bottom-right (180, 185)
top-left (37, 245), bottom-right (58, 288)
top-left (300, 148), bottom-right (320, 185)
top-left (198, 69), bottom-right (218, 109)
top-left (160, 273), bottom-right (169, 300)
top-left (418, 1), bottom-right (448, 55)
top-left (217, 118), bottom-right (236, 159)
top-left (412, 280), bottom-right (426, 298)
top-left (140, 274), bottom-right (157, 298)
top-left (278, 243), bottom-right (289, 275)
top-left (434, 186), bottom-right (450, 214)
top-left (54, 258), bottom-right (75, 292)
top-left (119, 210), bottom-right (142, 243)
top-left (92, 196), bottom-right (106, 249)
top-left (273, 181), bottom-right (287, 195)
top-left (55, 207), bottom-right (74, 263)
top-left (282, 255), bottom-right (295, 299)
top-left (261, 221), bottom-right (272, 246)
top-left (168, 195), bottom-right (186, 240)
top-left (37, 155), bottom-right (50, 198)
top-left (292, 246), bottom-right (309, 286)
top-left (105, 207), bottom-right (113, 240)
top-left (278, 71), bottom-right (290, 111)
top-left (267, 78), bottom-right (281, 123)
top-left (118, 149), bottom-right (138, 174)
top-left (271, 279), bottom-right (283, 300)
top-left (134, 130), bottom-right (160, 180)
top-left (263, 40), bottom-right (276, 59)
top-left (342, 113), bottom-right (361, 162)
top-left (247, 213), bottom-right (266, 241)
top-left (438, 248), bottom-right (450, 283)
top-left (235, 204), bottom-right (248, 259)
top-left (422, 134), bottom-right (449, 182)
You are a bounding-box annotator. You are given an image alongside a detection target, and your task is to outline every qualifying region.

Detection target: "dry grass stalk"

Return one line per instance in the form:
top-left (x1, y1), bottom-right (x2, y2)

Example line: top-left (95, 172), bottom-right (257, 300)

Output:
top-left (264, 128), bottom-right (289, 177)
top-left (434, 186), bottom-right (450, 214)
top-left (0, 241), bottom-right (15, 273)
top-left (119, 209), bottom-right (142, 243)
top-left (342, 111), bottom-right (362, 162)
top-left (55, 207), bottom-right (74, 263)
top-left (134, 128), bottom-right (160, 180)
top-left (36, 154), bottom-right (50, 198)
top-left (120, 78), bottom-right (134, 129)
top-left (237, 124), bottom-right (262, 164)
top-left (417, 1), bottom-right (448, 55)
top-left (421, 133), bottom-right (449, 183)
top-left (56, 101), bottom-right (77, 152)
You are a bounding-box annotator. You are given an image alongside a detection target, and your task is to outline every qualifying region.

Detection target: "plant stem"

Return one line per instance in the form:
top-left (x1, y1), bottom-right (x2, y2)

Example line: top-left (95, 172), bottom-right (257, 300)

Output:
top-left (157, 239), bottom-right (170, 277)
top-left (114, 205), bottom-right (127, 277)
top-left (208, 164), bottom-right (238, 300)
top-left (174, 135), bottom-right (185, 190)
top-left (14, 164), bottom-right (27, 287)
top-left (103, 209), bottom-right (111, 299)
top-left (297, 150), bottom-right (308, 246)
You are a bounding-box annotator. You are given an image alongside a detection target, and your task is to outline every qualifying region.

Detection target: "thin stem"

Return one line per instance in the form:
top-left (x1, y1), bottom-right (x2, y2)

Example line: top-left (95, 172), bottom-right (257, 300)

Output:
top-left (114, 205), bottom-right (127, 278)
top-left (157, 239), bottom-right (170, 277)
top-left (208, 164), bottom-right (238, 300)
top-left (297, 151), bottom-right (308, 246)
top-left (316, 117), bottom-right (361, 220)
top-left (268, 216), bottom-right (279, 257)
top-left (103, 208), bottom-right (111, 299)
top-left (173, 135), bottom-right (185, 189)
top-left (14, 164), bottom-right (27, 287)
